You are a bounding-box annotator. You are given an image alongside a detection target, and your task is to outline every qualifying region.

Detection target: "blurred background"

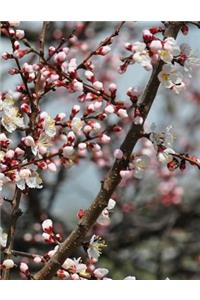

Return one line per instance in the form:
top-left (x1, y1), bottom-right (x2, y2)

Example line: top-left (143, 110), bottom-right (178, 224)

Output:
top-left (1, 21), bottom-right (200, 279)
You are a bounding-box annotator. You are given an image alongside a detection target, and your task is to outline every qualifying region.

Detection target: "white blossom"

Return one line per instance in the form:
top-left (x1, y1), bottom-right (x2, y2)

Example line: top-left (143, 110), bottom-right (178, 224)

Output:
top-left (87, 235), bottom-right (107, 260)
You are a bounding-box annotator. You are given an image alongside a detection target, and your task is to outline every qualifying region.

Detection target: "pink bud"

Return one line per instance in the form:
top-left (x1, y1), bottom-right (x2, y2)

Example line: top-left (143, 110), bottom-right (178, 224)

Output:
top-left (100, 134), bottom-right (111, 144)
top-left (149, 40), bottom-right (162, 52)
top-left (72, 105), bottom-right (80, 115)
top-left (125, 42), bottom-right (133, 51)
top-left (15, 29), bottom-right (25, 40)
top-left (94, 101), bottom-right (102, 110)
top-left (83, 125), bottom-right (92, 134)
top-left (48, 162), bottom-right (57, 172)
top-left (55, 112), bottom-right (66, 121)
top-left (109, 83), bottom-right (117, 97)
top-left (5, 149), bottom-right (15, 159)
top-left (24, 136), bottom-right (35, 147)
top-left (67, 131), bottom-right (76, 143)
top-left (63, 146), bottom-right (75, 157)
top-left (85, 70), bottom-right (95, 82)
top-left (21, 103), bottom-right (31, 113)
top-left (93, 81), bottom-right (103, 91)
top-left (96, 45), bottom-right (111, 56)
top-left (14, 41), bottom-right (20, 50)
top-left (62, 47), bottom-right (69, 54)
top-left (105, 104), bottom-right (115, 114)
top-left (87, 103), bottom-right (95, 113)
top-left (54, 51), bottom-right (67, 64)
top-left (48, 46), bottom-right (56, 56)
top-left (143, 29), bottom-right (153, 42)
top-left (15, 147), bottom-right (25, 157)
top-left (117, 108), bottom-right (128, 119)
top-left (73, 80), bottom-right (83, 92)
top-left (33, 256), bottom-right (42, 264)
top-left (2, 52), bottom-right (11, 60)
top-left (78, 142), bottom-right (87, 150)
top-left (39, 111), bottom-right (48, 120)
top-left (114, 149), bottom-right (123, 159)
top-left (42, 219), bottom-right (53, 233)
top-left (20, 262), bottom-right (29, 273)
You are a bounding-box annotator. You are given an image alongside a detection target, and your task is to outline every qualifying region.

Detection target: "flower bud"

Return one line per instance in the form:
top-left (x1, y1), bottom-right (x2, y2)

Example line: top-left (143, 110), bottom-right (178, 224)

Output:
top-left (93, 81), bottom-right (103, 91)
top-left (20, 262), bottom-right (29, 273)
top-left (105, 104), bottom-right (115, 114)
top-left (149, 40), bottom-right (162, 52)
top-left (73, 80), bottom-right (83, 92)
top-left (117, 108), bottom-right (128, 119)
top-left (24, 136), bottom-right (35, 147)
top-left (54, 51), bottom-right (67, 64)
top-left (48, 162), bottom-right (57, 172)
top-left (63, 146), bottom-right (75, 157)
top-left (5, 149), bottom-right (15, 159)
top-left (3, 259), bottom-right (15, 269)
top-left (15, 29), bottom-right (25, 40)
top-left (42, 219), bottom-right (53, 233)
top-left (96, 46), bottom-right (111, 56)
top-left (100, 134), bottom-right (111, 144)
top-left (85, 70), bottom-right (95, 82)
top-left (21, 103), bottom-right (31, 113)
top-left (114, 149), bottom-right (123, 159)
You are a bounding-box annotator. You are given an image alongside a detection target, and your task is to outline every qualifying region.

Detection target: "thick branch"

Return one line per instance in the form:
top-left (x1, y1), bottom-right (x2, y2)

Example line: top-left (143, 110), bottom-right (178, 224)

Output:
top-left (33, 22), bottom-right (182, 280)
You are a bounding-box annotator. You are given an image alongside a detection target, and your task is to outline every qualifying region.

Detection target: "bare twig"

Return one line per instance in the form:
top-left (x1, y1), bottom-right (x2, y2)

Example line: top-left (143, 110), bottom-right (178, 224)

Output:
top-left (77, 21), bottom-right (125, 70)
top-left (2, 188), bottom-right (22, 279)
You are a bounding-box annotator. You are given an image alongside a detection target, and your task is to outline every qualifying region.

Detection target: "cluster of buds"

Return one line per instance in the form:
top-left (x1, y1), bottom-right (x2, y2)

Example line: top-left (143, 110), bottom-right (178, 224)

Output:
top-left (41, 219), bottom-right (62, 244)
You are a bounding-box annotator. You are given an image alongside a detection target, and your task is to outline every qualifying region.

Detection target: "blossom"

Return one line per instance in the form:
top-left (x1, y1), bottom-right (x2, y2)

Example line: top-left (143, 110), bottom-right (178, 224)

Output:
top-left (150, 124), bottom-right (176, 149)
top-left (71, 117), bottom-right (84, 134)
top-left (62, 257), bottom-right (87, 274)
top-left (87, 235), bottom-right (107, 260)
top-left (132, 42), bottom-right (152, 71)
top-left (0, 97), bottom-right (25, 132)
top-left (159, 37), bottom-right (180, 63)
top-left (41, 113), bottom-right (56, 137)
top-left (158, 148), bottom-right (176, 164)
top-left (16, 169), bottom-right (43, 190)
top-left (94, 268), bottom-right (109, 279)
top-left (158, 64), bottom-right (185, 93)
top-left (97, 198), bottom-right (116, 226)
top-left (180, 43), bottom-right (200, 75)
top-left (132, 155), bottom-right (150, 179)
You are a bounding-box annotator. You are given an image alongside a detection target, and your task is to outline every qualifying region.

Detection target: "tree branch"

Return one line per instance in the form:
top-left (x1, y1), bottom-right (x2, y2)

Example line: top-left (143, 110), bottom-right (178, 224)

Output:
top-left (33, 22), bottom-right (182, 280)
top-left (2, 188), bottom-right (22, 279)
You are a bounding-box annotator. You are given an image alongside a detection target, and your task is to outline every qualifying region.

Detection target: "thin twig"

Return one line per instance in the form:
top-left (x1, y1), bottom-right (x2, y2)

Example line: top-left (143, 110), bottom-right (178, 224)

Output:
top-left (2, 188), bottom-right (22, 279)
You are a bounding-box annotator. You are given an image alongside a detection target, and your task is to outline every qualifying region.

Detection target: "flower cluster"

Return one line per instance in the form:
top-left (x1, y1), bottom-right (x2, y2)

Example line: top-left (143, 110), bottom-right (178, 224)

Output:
top-left (121, 28), bottom-right (200, 94)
